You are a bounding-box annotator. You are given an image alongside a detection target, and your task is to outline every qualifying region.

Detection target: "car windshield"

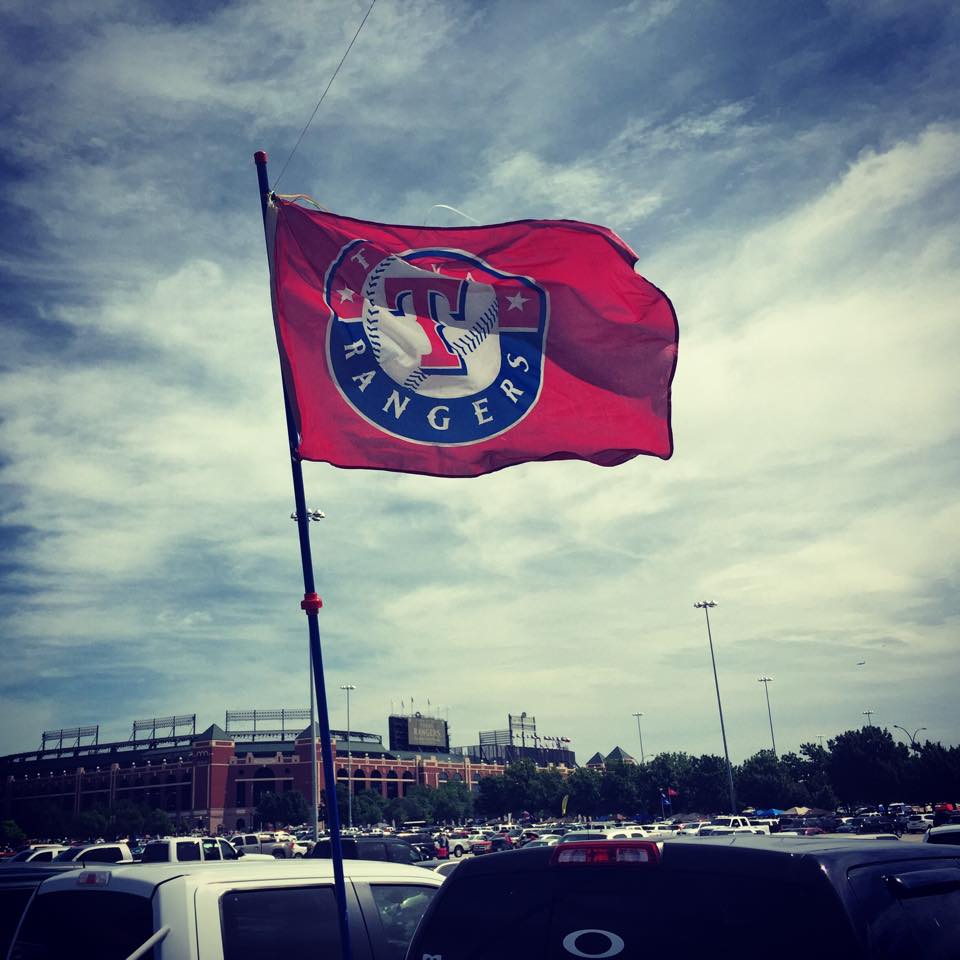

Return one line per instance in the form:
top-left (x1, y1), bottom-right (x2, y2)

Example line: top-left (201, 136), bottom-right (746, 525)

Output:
top-left (52, 847), bottom-right (84, 862)
top-left (411, 861), bottom-right (858, 960)
top-left (11, 890), bottom-right (154, 960)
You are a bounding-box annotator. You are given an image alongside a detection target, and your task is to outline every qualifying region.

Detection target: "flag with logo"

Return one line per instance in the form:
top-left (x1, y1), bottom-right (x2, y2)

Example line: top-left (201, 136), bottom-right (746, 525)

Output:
top-left (268, 198), bottom-right (678, 478)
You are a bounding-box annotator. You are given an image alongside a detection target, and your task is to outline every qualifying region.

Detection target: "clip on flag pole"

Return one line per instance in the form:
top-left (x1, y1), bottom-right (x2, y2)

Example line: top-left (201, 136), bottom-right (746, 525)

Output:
top-left (253, 150), bottom-right (354, 960)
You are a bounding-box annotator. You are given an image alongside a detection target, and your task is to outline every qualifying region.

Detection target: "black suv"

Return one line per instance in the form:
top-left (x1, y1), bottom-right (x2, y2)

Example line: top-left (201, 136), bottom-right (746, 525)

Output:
top-left (310, 835), bottom-right (427, 865)
top-left (405, 836), bottom-right (960, 959)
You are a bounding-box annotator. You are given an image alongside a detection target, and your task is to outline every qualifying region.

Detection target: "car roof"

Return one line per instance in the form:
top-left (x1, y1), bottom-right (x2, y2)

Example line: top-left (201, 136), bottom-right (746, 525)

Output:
top-left (32, 858), bottom-right (445, 898)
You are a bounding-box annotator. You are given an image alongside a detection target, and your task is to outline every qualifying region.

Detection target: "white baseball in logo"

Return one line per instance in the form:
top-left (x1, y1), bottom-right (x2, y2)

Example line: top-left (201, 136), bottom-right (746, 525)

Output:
top-left (362, 255), bottom-right (501, 399)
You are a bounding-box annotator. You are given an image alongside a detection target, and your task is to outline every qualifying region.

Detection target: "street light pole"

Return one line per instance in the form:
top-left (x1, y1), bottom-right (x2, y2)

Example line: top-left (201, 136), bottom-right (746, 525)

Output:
top-left (892, 724), bottom-right (926, 750)
top-left (340, 684), bottom-right (356, 830)
top-left (695, 601), bottom-right (737, 814)
top-left (757, 676), bottom-right (777, 757)
top-left (631, 712), bottom-right (646, 764)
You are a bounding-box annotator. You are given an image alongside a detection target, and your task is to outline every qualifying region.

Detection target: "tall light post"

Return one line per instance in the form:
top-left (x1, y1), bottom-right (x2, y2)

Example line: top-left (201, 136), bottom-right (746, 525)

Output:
top-left (892, 724), bottom-right (926, 750)
top-left (757, 676), bottom-right (777, 757)
top-left (631, 712), bottom-right (646, 764)
top-left (695, 601), bottom-right (737, 814)
top-left (340, 684), bottom-right (356, 830)
top-left (863, 709), bottom-right (874, 726)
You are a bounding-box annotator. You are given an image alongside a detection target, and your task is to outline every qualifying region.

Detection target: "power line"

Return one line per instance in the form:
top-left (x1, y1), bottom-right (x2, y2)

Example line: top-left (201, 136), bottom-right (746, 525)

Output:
top-left (272, 0), bottom-right (378, 191)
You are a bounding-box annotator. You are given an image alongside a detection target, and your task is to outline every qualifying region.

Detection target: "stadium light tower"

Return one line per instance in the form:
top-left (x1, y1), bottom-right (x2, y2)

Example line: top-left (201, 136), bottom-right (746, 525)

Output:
top-left (340, 684), bottom-right (356, 830)
top-left (631, 712), bottom-right (646, 764)
top-left (757, 676), bottom-right (777, 757)
top-left (695, 601), bottom-right (736, 814)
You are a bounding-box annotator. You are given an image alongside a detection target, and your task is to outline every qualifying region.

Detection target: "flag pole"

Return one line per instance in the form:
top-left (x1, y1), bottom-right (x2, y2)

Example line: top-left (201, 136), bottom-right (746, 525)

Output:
top-left (253, 150), bottom-right (354, 960)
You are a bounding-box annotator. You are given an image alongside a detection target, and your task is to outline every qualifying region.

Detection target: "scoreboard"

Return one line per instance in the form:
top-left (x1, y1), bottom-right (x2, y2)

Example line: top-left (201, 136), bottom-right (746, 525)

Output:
top-left (389, 714), bottom-right (450, 752)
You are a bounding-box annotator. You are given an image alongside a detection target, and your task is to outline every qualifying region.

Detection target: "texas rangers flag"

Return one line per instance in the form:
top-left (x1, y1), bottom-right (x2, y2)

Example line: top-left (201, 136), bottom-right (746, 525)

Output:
top-left (268, 198), bottom-right (677, 478)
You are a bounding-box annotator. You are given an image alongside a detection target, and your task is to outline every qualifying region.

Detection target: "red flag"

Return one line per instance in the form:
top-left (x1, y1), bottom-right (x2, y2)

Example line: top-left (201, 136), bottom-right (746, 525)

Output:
top-left (667, 787), bottom-right (679, 797)
top-left (269, 199), bottom-right (677, 478)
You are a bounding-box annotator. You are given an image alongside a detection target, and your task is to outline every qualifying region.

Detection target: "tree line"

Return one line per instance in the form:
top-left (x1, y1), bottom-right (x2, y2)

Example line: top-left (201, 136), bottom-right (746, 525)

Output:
top-left (474, 728), bottom-right (960, 819)
top-left (5, 727), bottom-right (958, 842)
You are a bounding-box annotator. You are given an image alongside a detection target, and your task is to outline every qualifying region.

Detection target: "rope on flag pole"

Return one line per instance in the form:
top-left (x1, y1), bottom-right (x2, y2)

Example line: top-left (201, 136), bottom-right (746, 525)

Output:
top-left (253, 150), bottom-right (354, 960)
top-left (271, 0), bottom-right (379, 192)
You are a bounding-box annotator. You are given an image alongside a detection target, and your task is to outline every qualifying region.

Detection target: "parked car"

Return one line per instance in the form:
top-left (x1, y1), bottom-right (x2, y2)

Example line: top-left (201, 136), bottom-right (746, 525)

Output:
top-left (0, 863), bottom-right (80, 957)
top-left (924, 823), bottom-right (960, 845)
top-left (9, 858), bottom-right (443, 959)
top-left (228, 831), bottom-right (307, 858)
top-left (0, 845), bottom-right (69, 864)
top-left (676, 820), bottom-right (711, 836)
top-left (407, 835), bottom-right (960, 959)
top-left (51, 842), bottom-right (133, 864)
top-left (905, 813), bottom-right (935, 833)
top-left (310, 835), bottom-right (428, 865)
top-left (140, 836), bottom-right (275, 863)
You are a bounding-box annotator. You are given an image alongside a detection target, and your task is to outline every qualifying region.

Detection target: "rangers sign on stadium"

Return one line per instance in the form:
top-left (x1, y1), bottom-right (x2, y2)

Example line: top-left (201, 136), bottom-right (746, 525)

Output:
top-left (269, 200), bottom-right (677, 478)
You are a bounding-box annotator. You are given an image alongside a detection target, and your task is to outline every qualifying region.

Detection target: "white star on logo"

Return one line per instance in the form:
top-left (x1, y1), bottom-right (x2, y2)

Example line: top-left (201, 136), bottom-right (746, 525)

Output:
top-left (337, 286), bottom-right (356, 303)
top-left (506, 291), bottom-right (529, 311)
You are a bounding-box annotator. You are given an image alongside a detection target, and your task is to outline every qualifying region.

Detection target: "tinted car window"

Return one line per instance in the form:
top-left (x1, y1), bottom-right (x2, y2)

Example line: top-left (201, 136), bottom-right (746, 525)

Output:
top-left (10, 890), bottom-right (154, 960)
top-left (411, 863), bottom-right (857, 960)
top-left (52, 847), bottom-right (83, 862)
top-left (0, 888), bottom-right (35, 958)
top-left (360, 842), bottom-right (387, 861)
top-left (925, 830), bottom-right (960, 846)
top-left (202, 839), bottom-right (221, 861)
top-left (142, 843), bottom-right (170, 863)
top-left (386, 843), bottom-right (417, 865)
top-left (219, 839), bottom-right (239, 860)
top-left (177, 841), bottom-right (200, 861)
top-left (221, 886), bottom-right (340, 960)
top-left (368, 884), bottom-right (438, 960)
top-left (82, 847), bottom-right (122, 863)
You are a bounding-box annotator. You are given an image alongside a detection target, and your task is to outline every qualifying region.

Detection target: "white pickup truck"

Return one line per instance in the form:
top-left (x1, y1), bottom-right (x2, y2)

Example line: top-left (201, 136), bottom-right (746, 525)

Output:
top-left (9, 859), bottom-right (445, 959)
top-left (229, 831), bottom-right (308, 858)
top-left (140, 836), bottom-right (275, 863)
top-left (698, 816), bottom-right (771, 836)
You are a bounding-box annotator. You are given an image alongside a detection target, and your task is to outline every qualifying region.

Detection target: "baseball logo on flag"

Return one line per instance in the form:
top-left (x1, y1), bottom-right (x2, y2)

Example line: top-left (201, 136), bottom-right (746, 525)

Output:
top-left (325, 241), bottom-right (549, 445)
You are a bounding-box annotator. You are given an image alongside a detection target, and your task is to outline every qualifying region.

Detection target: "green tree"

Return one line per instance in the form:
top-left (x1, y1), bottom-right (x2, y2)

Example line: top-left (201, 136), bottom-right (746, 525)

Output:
top-left (827, 727), bottom-right (910, 805)
top-left (384, 795), bottom-right (431, 825)
top-left (735, 750), bottom-right (807, 809)
top-left (644, 752), bottom-right (697, 815)
top-left (431, 782), bottom-right (473, 822)
top-left (259, 789), bottom-right (311, 828)
top-left (599, 762), bottom-right (641, 815)
top-left (475, 774), bottom-right (510, 819)
top-left (685, 755), bottom-right (733, 813)
top-left (143, 808), bottom-right (173, 836)
top-left (563, 767), bottom-right (602, 817)
top-left (111, 801), bottom-right (145, 838)
top-left (350, 790), bottom-right (387, 826)
top-left (70, 806), bottom-right (110, 839)
top-left (0, 820), bottom-right (25, 847)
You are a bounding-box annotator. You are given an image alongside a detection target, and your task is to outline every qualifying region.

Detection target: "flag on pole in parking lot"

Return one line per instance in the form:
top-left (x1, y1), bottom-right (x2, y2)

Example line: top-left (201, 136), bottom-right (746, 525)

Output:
top-left (267, 198), bottom-right (678, 477)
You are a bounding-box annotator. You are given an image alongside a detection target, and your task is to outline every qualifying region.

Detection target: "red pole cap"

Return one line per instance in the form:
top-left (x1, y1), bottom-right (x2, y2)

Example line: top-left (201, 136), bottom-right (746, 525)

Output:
top-left (254, 150), bottom-right (269, 164)
top-left (301, 592), bottom-right (323, 615)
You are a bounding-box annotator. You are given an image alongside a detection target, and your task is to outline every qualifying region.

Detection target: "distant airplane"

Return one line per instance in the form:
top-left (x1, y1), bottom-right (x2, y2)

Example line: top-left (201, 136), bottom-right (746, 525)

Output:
top-left (857, 660), bottom-right (866, 666)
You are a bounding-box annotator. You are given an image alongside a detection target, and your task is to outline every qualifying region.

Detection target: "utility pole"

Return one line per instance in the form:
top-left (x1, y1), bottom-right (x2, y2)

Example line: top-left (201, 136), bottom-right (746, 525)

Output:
top-left (631, 712), bottom-right (646, 764)
top-left (757, 676), bottom-right (777, 757)
top-left (340, 684), bottom-right (356, 830)
top-left (695, 601), bottom-right (737, 814)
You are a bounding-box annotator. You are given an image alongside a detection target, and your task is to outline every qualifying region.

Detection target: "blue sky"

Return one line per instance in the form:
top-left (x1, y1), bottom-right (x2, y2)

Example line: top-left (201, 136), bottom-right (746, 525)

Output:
top-left (1, 0), bottom-right (958, 764)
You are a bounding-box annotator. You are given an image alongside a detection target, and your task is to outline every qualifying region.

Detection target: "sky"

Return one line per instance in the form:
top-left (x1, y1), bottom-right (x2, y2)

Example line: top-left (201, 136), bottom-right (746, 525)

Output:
top-left (1, 0), bottom-right (958, 766)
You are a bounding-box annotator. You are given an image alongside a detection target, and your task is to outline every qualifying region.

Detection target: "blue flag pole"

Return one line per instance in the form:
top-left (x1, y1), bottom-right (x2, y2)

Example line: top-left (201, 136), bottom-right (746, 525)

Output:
top-left (253, 151), bottom-right (354, 960)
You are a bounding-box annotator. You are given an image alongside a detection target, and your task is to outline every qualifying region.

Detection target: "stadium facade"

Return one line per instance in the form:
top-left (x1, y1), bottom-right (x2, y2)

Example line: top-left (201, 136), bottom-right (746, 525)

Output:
top-left (1, 711), bottom-right (575, 833)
